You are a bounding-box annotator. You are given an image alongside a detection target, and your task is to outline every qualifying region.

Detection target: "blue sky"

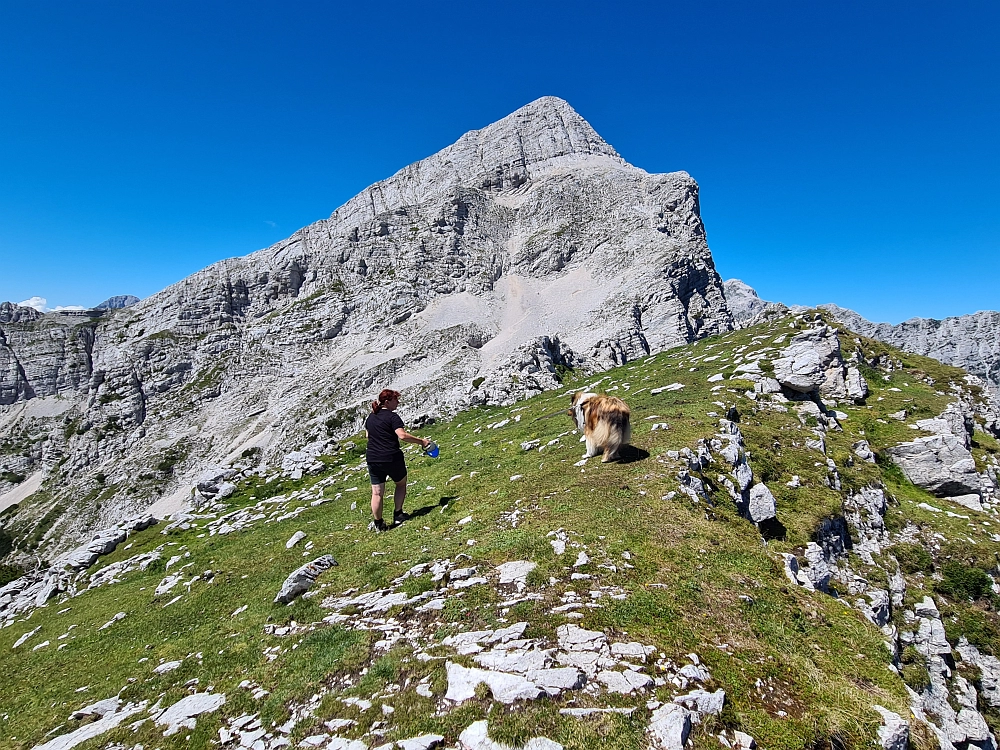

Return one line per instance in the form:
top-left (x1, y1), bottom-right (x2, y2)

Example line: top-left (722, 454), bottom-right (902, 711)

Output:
top-left (1, 1), bottom-right (997, 323)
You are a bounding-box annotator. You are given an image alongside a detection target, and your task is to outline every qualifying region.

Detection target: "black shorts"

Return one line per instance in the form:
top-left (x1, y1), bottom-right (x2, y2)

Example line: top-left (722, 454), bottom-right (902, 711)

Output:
top-left (367, 454), bottom-right (407, 485)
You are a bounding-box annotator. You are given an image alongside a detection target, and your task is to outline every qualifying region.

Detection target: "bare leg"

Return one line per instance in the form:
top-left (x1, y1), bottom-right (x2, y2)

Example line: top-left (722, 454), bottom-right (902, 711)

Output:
top-left (371, 483), bottom-right (386, 521)
top-left (393, 475), bottom-right (408, 514)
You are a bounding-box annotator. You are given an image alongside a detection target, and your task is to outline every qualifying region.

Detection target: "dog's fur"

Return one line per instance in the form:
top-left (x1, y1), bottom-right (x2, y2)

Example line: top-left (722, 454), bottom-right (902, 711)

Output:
top-left (568, 391), bottom-right (632, 462)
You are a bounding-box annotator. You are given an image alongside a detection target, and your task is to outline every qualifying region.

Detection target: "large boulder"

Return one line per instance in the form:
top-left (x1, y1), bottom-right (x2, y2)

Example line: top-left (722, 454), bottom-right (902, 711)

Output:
top-left (886, 434), bottom-right (981, 498)
top-left (772, 326), bottom-right (849, 398)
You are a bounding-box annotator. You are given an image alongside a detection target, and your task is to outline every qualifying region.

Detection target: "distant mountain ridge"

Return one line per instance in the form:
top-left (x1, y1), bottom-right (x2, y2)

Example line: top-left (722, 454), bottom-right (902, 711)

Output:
top-left (95, 295), bottom-right (139, 310)
top-left (722, 278), bottom-right (1000, 396)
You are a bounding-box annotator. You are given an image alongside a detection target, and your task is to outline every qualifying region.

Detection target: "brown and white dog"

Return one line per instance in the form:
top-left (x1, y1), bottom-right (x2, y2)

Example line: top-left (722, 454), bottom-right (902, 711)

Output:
top-left (568, 391), bottom-right (632, 462)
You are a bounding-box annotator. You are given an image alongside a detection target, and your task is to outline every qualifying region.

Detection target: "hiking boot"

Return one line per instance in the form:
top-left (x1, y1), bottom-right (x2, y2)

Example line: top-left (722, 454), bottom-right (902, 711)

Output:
top-left (369, 518), bottom-right (388, 533)
top-left (393, 510), bottom-right (411, 526)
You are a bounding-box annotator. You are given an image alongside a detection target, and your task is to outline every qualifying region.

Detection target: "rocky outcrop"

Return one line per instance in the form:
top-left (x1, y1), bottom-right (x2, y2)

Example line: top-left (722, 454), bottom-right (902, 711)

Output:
top-left (821, 303), bottom-right (1000, 398)
top-left (904, 595), bottom-right (998, 750)
top-left (771, 325), bottom-right (867, 402)
top-left (887, 434), bottom-right (981, 499)
top-left (0, 97), bottom-right (734, 557)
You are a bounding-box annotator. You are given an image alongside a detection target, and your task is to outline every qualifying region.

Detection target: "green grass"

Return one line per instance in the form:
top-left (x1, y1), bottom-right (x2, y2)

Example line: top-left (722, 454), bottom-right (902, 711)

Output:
top-left (1, 312), bottom-right (998, 749)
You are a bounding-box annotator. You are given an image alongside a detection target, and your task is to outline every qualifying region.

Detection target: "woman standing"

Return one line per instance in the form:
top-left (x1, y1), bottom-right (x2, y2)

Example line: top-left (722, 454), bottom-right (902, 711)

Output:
top-left (364, 389), bottom-right (431, 532)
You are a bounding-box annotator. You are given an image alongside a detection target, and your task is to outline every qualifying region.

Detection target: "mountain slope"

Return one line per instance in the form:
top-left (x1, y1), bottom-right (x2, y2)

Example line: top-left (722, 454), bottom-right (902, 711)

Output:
top-left (820, 303), bottom-right (1000, 397)
top-left (0, 97), bottom-right (731, 558)
top-left (3, 312), bottom-right (1000, 750)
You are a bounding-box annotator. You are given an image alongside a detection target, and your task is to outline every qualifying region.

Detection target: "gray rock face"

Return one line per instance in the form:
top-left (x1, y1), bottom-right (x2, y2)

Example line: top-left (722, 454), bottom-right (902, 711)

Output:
top-left (0, 96), bottom-right (733, 557)
top-left (772, 325), bottom-right (858, 399)
top-left (647, 703), bottom-right (691, 750)
top-left (723, 279), bottom-right (786, 328)
top-left (886, 434), bottom-right (981, 498)
top-left (153, 692), bottom-right (226, 736)
top-left (94, 295), bottom-right (140, 310)
top-left (747, 483), bottom-right (777, 524)
top-left (873, 706), bottom-right (909, 750)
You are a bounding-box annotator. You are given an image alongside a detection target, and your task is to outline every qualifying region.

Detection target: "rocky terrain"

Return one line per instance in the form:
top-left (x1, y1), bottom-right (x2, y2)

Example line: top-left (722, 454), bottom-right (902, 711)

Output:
top-left (5, 98), bottom-right (1000, 750)
top-left (0, 97), bottom-right (731, 560)
top-left (722, 279), bottom-right (1000, 398)
top-left (3, 311), bottom-right (1000, 750)
top-left (819, 305), bottom-right (1000, 398)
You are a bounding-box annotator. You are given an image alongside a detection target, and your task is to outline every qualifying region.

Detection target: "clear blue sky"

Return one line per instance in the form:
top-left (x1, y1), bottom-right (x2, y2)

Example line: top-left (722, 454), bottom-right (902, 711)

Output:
top-left (1, 1), bottom-right (997, 323)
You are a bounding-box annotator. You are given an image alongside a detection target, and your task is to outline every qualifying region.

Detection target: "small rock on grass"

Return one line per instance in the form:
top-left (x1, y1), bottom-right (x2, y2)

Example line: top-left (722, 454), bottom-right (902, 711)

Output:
top-left (459, 720), bottom-right (562, 750)
top-left (647, 704), bottom-right (691, 750)
top-left (274, 555), bottom-right (338, 604)
top-left (496, 560), bottom-right (536, 585)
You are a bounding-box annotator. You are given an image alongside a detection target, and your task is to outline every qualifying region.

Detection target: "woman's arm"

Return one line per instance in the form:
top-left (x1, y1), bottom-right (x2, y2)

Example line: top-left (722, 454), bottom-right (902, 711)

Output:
top-left (396, 428), bottom-right (430, 449)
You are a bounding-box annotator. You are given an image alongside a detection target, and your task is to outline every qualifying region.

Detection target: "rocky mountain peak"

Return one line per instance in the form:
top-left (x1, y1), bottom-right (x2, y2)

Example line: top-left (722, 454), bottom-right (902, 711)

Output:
top-left (325, 96), bottom-right (628, 231)
top-left (94, 295), bottom-right (140, 310)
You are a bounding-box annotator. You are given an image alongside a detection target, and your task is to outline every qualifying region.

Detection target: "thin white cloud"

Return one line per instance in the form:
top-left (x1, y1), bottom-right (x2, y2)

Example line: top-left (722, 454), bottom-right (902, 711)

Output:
top-left (15, 297), bottom-right (86, 313)
top-left (264, 220), bottom-right (277, 228)
top-left (17, 296), bottom-right (47, 312)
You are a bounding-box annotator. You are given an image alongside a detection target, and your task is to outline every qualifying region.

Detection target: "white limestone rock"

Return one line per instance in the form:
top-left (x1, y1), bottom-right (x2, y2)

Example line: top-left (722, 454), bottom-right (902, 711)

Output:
top-left (746, 483), bottom-right (777, 524)
top-left (886, 434), bottom-right (981, 497)
top-left (458, 720), bottom-right (562, 750)
top-left (444, 661), bottom-right (544, 704)
top-left (647, 703), bottom-right (692, 750)
top-left (772, 326), bottom-right (847, 397)
top-left (397, 735), bottom-right (445, 750)
top-left (673, 688), bottom-right (725, 723)
top-left (154, 692), bottom-right (226, 736)
top-left (274, 555), bottom-right (338, 604)
top-left (556, 624), bottom-right (606, 652)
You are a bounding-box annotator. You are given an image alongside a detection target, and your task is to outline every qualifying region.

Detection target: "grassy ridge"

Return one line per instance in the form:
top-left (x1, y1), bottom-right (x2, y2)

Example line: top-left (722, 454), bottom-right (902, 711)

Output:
top-left (2, 312), bottom-right (999, 749)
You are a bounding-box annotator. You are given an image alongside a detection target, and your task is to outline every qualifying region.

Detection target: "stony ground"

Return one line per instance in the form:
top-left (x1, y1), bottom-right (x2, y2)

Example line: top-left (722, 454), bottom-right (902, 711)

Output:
top-left (3, 312), bottom-right (1000, 750)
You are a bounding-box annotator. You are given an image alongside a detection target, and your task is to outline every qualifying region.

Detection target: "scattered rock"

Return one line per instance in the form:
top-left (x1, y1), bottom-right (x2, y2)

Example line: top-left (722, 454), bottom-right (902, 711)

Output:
top-left (274, 555), bottom-right (338, 604)
top-left (647, 703), bottom-right (692, 750)
top-left (154, 692), bottom-right (226, 736)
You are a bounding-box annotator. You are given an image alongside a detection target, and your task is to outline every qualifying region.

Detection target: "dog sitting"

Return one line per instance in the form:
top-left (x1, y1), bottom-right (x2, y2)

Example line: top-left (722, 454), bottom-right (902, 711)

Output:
top-left (568, 391), bottom-right (632, 462)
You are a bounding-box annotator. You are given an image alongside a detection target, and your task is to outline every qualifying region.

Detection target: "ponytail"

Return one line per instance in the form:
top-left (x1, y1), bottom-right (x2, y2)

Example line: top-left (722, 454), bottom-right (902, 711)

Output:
top-left (372, 388), bottom-right (401, 413)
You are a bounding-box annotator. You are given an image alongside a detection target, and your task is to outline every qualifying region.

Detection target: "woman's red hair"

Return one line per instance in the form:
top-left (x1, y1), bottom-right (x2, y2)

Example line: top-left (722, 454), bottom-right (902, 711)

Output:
top-left (371, 389), bottom-right (401, 413)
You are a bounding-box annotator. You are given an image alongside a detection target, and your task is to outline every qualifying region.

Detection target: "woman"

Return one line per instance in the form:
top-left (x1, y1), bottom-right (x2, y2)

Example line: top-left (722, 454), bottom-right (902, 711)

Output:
top-left (364, 388), bottom-right (431, 532)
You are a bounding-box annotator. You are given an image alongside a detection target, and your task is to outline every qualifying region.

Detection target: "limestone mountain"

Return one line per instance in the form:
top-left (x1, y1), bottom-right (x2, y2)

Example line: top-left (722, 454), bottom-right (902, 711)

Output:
top-left (0, 97), bottom-right (731, 559)
top-left (94, 295), bottom-right (140, 311)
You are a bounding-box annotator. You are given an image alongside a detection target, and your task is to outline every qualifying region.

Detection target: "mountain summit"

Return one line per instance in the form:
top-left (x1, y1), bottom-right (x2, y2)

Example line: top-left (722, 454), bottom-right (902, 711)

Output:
top-left (0, 98), bottom-right (731, 552)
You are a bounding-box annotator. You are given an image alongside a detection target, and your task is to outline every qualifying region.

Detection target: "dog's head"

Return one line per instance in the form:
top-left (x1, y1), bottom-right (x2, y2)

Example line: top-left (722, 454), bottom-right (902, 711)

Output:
top-left (568, 392), bottom-right (593, 429)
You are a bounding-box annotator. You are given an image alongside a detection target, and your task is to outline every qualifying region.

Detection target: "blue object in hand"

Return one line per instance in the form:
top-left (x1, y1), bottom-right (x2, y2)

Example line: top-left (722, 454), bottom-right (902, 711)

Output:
top-left (424, 441), bottom-right (439, 458)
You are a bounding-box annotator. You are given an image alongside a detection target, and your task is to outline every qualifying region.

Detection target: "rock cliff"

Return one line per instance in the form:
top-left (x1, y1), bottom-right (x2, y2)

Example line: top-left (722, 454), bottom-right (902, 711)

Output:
top-left (0, 97), bottom-right (732, 557)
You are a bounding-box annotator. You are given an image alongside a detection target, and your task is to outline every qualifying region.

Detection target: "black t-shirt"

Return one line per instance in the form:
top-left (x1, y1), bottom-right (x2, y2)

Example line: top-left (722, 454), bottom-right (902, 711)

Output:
top-left (365, 409), bottom-right (405, 462)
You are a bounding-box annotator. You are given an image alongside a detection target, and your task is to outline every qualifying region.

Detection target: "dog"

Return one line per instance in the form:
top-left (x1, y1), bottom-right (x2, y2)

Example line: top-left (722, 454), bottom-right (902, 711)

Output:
top-left (568, 391), bottom-right (632, 462)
